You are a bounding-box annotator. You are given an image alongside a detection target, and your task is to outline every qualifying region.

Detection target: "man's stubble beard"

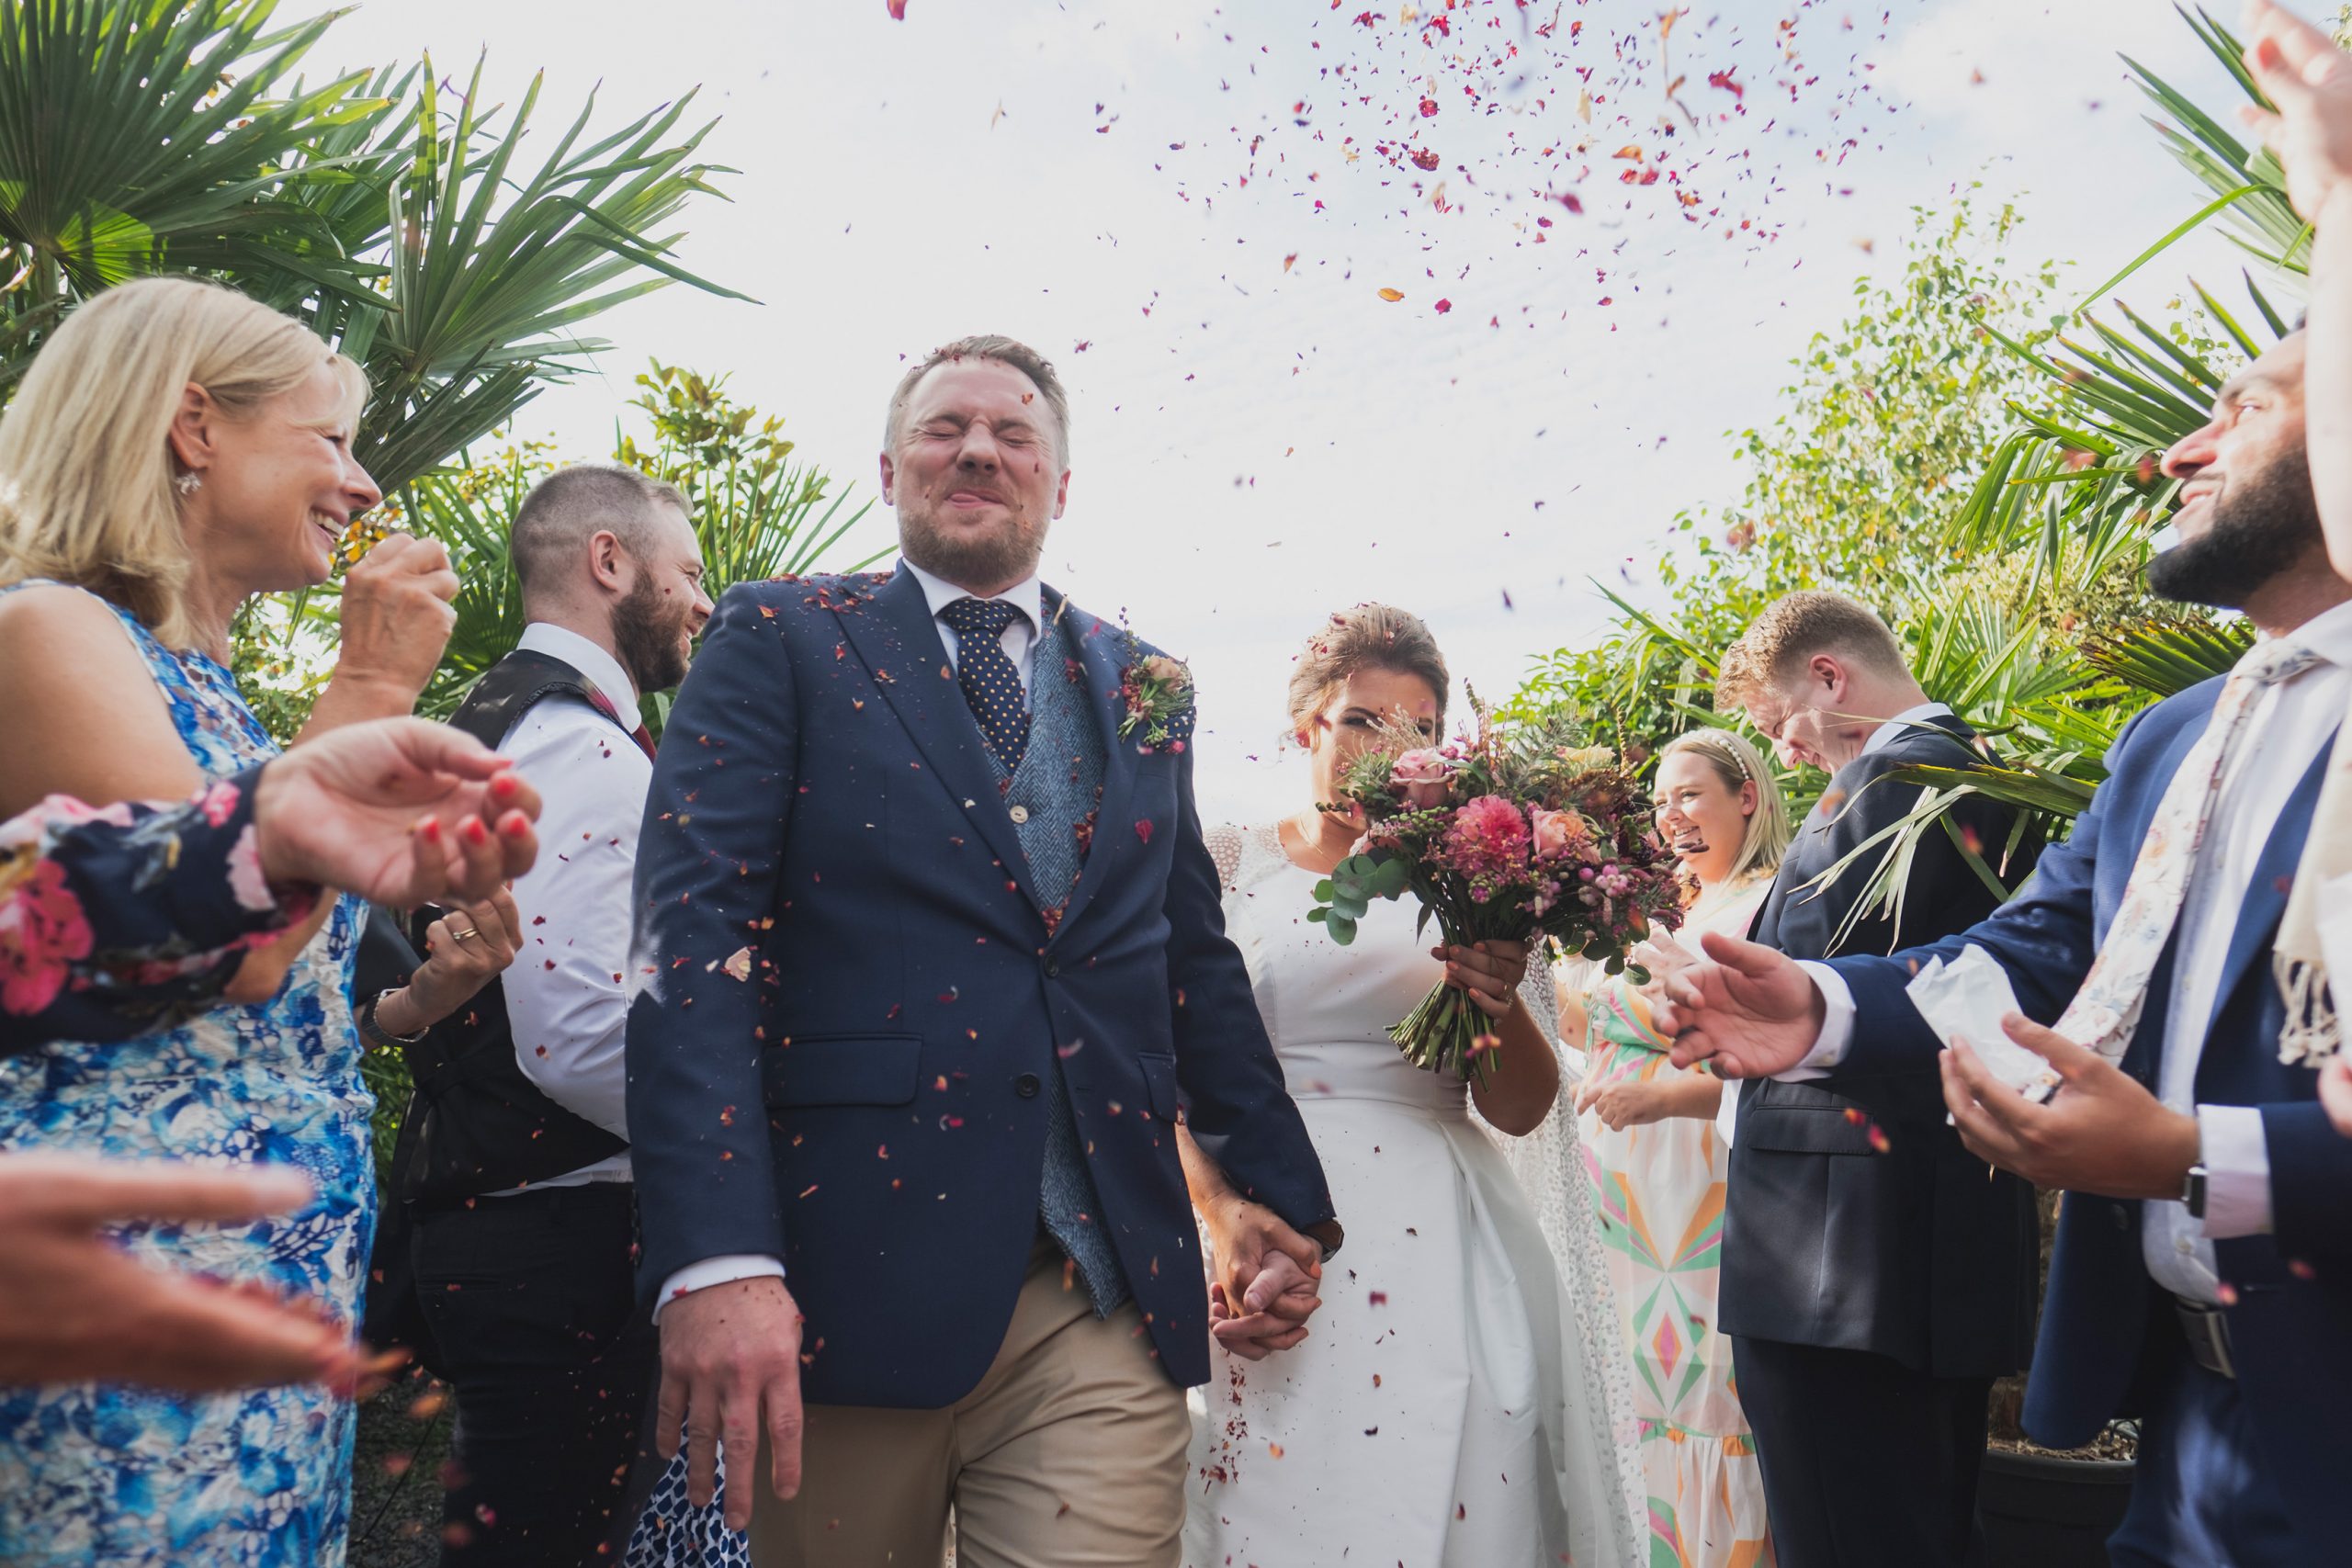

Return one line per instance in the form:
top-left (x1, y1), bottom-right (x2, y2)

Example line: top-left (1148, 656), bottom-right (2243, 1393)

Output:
top-left (2145, 442), bottom-right (2324, 611)
top-left (611, 572), bottom-right (693, 694)
top-left (899, 495), bottom-right (1047, 592)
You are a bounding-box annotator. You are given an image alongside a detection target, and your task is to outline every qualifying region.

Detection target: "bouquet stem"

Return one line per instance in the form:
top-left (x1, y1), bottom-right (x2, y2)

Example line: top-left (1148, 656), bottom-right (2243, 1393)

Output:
top-left (1388, 971), bottom-right (1498, 1087)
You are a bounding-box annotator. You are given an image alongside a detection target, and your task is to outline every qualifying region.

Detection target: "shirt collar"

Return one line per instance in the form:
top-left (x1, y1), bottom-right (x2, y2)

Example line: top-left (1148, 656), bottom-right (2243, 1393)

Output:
top-left (1859, 700), bottom-right (1954, 760)
top-left (901, 558), bottom-right (1044, 634)
top-left (2260, 598), bottom-right (2352, 671)
top-left (518, 621), bottom-right (640, 711)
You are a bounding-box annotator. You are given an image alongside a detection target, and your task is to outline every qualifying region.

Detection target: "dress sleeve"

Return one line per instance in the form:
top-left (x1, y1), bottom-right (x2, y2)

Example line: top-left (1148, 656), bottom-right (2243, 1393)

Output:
top-left (1204, 822), bottom-right (1246, 893)
top-left (0, 768), bottom-right (311, 1053)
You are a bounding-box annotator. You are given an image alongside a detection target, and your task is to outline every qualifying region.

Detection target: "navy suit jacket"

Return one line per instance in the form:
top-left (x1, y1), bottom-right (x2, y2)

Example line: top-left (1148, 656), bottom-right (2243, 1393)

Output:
top-left (1827, 678), bottom-right (2352, 1548)
top-left (623, 566), bottom-right (1336, 1408)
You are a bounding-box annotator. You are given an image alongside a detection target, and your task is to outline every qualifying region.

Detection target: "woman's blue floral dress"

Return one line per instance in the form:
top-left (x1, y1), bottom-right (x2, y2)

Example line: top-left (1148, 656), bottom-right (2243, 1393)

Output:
top-left (0, 586), bottom-right (374, 1567)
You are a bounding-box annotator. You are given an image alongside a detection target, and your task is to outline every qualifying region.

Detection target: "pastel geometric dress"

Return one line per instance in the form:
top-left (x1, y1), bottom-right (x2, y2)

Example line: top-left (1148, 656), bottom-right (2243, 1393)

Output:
top-left (0, 586), bottom-right (373, 1568)
top-left (1566, 871), bottom-right (1775, 1568)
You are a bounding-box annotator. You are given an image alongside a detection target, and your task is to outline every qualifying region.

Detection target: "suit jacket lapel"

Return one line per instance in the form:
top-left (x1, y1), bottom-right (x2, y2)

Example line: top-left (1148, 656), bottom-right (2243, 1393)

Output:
top-left (2206, 729), bottom-right (2337, 1041)
top-left (832, 567), bottom-right (1045, 918)
top-left (1045, 592), bottom-right (1141, 949)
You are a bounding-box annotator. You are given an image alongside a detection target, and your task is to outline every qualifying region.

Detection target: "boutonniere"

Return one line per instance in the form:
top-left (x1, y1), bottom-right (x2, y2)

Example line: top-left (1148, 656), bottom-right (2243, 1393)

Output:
top-left (1117, 646), bottom-right (1195, 754)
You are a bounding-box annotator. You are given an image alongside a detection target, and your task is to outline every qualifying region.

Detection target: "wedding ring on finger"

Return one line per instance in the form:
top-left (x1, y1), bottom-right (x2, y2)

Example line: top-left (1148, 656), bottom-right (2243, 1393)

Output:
top-left (446, 924), bottom-right (479, 943)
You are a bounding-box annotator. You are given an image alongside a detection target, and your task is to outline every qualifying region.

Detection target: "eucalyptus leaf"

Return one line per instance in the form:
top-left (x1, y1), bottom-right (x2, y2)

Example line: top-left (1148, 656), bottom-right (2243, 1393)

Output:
top-left (1327, 915), bottom-right (1358, 946)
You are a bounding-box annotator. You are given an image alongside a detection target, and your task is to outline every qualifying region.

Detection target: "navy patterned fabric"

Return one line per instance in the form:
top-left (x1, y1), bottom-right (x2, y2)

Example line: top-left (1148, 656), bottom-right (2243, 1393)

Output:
top-left (980, 609), bottom-right (1125, 1313)
top-left (939, 595), bottom-right (1032, 770)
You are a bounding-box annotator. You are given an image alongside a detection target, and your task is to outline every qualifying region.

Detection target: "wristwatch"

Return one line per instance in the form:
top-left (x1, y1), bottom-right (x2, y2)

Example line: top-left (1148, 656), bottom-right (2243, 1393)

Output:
top-left (357, 988), bottom-right (427, 1053)
top-left (2180, 1163), bottom-right (2209, 1222)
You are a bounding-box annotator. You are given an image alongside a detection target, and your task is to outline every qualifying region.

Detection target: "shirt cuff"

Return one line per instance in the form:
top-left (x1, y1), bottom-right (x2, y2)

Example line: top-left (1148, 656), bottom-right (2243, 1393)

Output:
top-left (2197, 1104), bottom-right (2272, 1240)
top-left (653, 1255), bottom-right (786, 1323)
top-left (1771, 961), bottom-right (1853, 1081)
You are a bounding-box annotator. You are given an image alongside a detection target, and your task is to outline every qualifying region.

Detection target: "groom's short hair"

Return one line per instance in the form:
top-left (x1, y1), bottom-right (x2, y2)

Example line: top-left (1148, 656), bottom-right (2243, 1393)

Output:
top-left (1714, 589), bottom-right (1908, 709)
top-left (884, 334), bottom-right (1070, 466)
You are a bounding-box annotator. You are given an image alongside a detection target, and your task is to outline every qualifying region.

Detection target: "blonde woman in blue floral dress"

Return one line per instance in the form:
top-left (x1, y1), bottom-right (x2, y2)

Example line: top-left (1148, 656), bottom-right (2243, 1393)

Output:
top-left (0, 278), bottom-right (465, 1566)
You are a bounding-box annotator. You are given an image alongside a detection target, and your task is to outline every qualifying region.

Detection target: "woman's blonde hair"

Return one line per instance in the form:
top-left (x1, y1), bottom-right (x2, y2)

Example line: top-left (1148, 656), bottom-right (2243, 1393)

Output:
top-left (1659, 728), bottom-right (1792, 883)
top-left (0, 277), bottom-right (367, 648)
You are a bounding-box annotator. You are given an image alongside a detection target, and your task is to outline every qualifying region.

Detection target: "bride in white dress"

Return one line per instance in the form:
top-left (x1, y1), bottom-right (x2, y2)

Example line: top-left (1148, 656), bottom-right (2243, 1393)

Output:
top-left (1180, 605), bottom-right (1641, 1568)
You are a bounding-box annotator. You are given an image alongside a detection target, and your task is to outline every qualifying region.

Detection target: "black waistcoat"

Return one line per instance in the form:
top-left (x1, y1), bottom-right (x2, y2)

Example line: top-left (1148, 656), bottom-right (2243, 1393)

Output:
top-left (385, 649), bottom-right (634, 1202)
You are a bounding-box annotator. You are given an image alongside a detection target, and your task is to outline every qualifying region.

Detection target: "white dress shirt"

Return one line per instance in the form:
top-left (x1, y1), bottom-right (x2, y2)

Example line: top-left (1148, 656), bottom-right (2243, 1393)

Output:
top-left (903, 558), bottom-right (1044, 693)
top-left (654, 561), bottom-right (1047, 1314)
top-left (1797, 604), bottom-right (2352, 1303)
top-left (490, 621), bottom-right (649, 1192)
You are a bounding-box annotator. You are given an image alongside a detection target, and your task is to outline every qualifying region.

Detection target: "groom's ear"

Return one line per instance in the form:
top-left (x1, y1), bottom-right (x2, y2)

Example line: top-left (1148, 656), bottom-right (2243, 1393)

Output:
top-left (1051, 463), bottom-right (1070, 520)
top-left (878, 451), bottom-right (898, 506)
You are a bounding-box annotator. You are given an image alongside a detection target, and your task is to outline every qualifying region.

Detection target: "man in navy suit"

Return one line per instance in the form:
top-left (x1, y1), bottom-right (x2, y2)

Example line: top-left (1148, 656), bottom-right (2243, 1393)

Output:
top-left (1652, 327), bottom-right (2352, 1566)
top-left (623, 335), bottom-right (1339, 1564)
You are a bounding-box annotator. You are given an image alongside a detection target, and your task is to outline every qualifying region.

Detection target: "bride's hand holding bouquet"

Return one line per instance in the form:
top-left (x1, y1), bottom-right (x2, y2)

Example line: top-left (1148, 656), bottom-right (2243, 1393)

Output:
top-left (1308, 705), bottom-right (1688, 1081)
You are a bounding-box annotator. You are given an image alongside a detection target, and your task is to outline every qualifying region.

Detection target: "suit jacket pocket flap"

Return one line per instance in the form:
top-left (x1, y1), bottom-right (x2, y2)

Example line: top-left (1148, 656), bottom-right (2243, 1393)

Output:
top-left (763, 1034), bottom-right (922, 1108)
top-left (1139, 1052), bottom-right (1181, 1120)
top-left (1736, 1102), bottom-right (1879, 1155)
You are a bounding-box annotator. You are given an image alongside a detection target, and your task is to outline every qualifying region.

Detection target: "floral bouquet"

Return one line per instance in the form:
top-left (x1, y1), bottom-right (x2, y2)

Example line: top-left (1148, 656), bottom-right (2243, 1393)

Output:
top-left (1307, 705), bottom-right (1688, 1082)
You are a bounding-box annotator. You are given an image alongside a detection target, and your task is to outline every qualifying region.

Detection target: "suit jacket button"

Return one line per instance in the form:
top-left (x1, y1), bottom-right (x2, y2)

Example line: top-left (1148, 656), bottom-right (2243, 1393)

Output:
top-left (1014, 1073), bottom-right (1041, 1099)
top-left (1009, 804), bottom-right (1032, 824)
top-left (1045, 957), bottom-right (1061, 978)
top-left (2113, 1206), bottom-right (2130, 1233)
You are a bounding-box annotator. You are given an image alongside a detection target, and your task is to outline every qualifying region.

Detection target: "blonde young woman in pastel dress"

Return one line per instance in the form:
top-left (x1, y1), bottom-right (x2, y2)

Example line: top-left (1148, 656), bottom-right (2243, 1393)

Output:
top-left (1180, 605), bottom-right (1642, 1568)
top-left (1560, 729), bottom-right (1792, 1568)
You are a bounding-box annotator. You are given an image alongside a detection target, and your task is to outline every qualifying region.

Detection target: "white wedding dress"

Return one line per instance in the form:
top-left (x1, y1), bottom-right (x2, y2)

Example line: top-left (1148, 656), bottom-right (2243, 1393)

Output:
top-left (1184, 825), bottom-right (1643, 1568)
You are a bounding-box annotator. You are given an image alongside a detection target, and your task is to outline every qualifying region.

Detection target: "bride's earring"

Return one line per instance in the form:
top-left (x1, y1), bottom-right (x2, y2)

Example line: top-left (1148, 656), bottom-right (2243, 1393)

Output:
top-left (173, 471), bottom-right (201, 498)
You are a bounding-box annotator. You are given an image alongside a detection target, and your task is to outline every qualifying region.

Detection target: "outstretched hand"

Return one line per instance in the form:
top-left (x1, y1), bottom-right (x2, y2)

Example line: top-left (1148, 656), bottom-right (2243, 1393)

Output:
top-left (1653, 930), bottom-right (1826, 1078)
top-left (2240, 1), bottom-right (2352, 221)
top-left (0, 1154), bottom-right (368, 1393)
top-left (253, 717), bottom-right (541, 907)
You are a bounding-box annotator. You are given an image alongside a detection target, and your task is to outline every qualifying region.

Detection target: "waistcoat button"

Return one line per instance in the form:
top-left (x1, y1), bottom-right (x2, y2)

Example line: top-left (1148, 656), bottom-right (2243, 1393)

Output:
top-left (1014, 1073), bottom-right (1041, 1099)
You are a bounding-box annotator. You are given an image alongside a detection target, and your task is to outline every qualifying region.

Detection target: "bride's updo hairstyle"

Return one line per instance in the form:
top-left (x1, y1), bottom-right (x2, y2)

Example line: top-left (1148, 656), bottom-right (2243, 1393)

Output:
top-left (1285, 604), bottom-right (1452, 739)
top-left (0, 276), bottom-right (367, 649)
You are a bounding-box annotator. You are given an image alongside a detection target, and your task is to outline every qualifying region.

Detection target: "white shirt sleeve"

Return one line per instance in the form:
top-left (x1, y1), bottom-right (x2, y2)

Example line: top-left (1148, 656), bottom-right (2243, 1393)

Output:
top-left (654, 1256), bottom-right (788, 1322)
top-left (1774, 960), bottom-right (1853, 1079)
top-left (2196, 1103), bottom-right (2273, 1239)
top-left (499, 700), bottom-right (648, 1139)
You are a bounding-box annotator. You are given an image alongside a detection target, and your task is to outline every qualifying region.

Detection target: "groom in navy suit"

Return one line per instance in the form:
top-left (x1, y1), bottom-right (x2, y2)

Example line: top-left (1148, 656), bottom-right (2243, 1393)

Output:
top-left (623, 335), bottom-right (1339, 1565)
top-left (1655, 329), bottom-right (2352, 1566)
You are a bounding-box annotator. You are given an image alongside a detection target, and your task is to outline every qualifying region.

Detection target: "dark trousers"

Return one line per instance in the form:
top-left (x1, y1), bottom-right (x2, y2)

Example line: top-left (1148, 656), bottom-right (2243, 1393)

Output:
top-left (1734, 1335), bottom-right (1990, 1568)
top-left (412, 1181), bottom-right (660, 1567)
top-left (2107, 1345), bottom-right (2311, 1567)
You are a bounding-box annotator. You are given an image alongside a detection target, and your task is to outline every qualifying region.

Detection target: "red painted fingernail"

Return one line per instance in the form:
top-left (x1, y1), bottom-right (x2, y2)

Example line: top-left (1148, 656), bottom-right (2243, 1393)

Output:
top-left (464, 818), bottom-right (489, 846)
top-left (419, 818), bottom-right (443, 844)
top-left (490, 772), bottom-right (519, 801)
top-left (499, 811), bottom-right (530, 838)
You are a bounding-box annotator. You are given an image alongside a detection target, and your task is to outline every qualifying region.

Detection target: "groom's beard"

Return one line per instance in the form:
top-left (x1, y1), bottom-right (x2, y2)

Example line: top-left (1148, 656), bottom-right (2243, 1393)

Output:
top-left (899, 497), bottom-right (1047, 591)
top-left (2145, 443), bottom-right (2324, 610)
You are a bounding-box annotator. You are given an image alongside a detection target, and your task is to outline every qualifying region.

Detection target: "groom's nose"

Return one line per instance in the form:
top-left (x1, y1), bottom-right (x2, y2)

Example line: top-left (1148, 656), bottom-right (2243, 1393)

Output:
top-left (955, 425), bottom-right (1003, 471)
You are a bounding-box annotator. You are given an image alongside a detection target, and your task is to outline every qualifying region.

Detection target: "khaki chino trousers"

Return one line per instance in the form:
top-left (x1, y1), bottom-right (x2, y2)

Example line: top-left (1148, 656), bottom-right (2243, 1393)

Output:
top-left (750, 1244), bottom-right (1190, 1567)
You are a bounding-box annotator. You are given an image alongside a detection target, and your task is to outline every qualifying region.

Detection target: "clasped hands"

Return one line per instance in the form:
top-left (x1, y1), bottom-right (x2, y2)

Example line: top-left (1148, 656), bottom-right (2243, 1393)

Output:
top-left (1652, 930), bottom-right (2199, 1201)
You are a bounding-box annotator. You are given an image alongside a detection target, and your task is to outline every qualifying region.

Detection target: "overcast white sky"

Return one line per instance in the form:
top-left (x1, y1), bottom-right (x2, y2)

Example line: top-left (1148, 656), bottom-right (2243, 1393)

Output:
top-left (296, 0), bottom-right (2258, 822)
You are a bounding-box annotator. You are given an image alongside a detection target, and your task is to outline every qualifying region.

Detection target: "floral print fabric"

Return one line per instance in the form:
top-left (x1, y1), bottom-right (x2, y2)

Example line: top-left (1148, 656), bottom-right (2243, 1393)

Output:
top-left (0, 771), bottom-right (309, 1052)
top-left (0, 585), bottom-right (372, 1567)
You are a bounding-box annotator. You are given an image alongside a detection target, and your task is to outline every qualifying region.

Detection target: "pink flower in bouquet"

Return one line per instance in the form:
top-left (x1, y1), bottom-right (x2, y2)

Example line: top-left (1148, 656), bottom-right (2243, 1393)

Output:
top-left (1529, 807), bottom-right (1592, 860)
top-left (1389, 749), bottom-right (1456, 809)
top-left (1439, 794), bottom-right (1532, 889)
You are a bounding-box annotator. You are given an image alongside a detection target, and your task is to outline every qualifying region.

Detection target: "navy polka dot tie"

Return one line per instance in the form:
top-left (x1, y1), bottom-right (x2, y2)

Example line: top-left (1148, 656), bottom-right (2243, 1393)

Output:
top-left (940, 596), bottom-right (1031, 770)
